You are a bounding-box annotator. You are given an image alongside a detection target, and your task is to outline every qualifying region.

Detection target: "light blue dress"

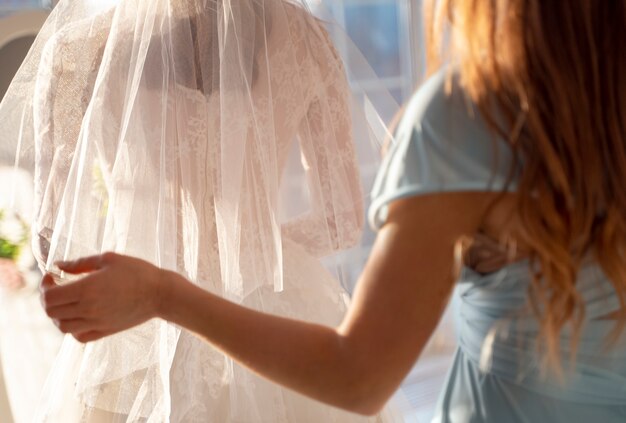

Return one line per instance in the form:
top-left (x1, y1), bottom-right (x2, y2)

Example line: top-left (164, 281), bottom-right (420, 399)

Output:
top-left (369, 70), bottom-right (626, 423)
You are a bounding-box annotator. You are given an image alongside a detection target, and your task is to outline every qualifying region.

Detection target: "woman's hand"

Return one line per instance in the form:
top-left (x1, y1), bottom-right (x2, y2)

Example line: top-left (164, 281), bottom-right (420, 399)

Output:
top-left (40, 252), bottom-right (165, 343)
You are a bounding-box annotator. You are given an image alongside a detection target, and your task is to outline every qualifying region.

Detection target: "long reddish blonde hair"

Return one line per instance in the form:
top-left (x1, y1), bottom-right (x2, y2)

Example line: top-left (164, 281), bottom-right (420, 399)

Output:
top-left (426, 0), bottom-right (626, 371)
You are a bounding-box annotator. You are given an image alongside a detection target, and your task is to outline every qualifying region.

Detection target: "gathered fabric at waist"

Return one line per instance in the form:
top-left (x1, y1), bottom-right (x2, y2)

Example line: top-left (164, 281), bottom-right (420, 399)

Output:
top-left (456, 261), bottom-right (626, 405)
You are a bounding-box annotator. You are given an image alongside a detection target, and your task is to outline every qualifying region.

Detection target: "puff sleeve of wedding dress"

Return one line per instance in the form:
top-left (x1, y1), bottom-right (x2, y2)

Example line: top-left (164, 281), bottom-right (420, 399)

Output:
top-left (280, 28), bottom-right (365, 258)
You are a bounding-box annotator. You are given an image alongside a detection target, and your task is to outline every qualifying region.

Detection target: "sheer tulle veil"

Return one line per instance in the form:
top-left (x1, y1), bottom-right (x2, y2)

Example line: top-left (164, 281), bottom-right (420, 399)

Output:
top-left (0, 0), bottom-right (404, 421)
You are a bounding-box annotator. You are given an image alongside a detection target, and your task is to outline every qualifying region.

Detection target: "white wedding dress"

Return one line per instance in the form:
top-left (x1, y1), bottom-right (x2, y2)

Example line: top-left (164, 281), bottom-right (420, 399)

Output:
top-left (20, 1), bottom-right (405, 422)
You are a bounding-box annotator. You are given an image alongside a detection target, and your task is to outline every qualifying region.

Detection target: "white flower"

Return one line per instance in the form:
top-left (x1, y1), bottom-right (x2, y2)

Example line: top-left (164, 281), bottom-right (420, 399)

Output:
top-left (0, 213), bottom-right (25, 245)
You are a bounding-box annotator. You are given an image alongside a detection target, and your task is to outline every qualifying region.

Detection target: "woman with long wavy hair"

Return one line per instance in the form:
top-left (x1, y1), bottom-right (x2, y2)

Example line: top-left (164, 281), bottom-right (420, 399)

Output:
top-left (39, 0), bottom-right (626, 421)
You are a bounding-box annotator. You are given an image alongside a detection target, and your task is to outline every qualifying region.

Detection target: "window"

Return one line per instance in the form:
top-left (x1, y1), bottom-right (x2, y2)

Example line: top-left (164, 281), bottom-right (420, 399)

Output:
top-left (311, 0), bottom-right (424, 108)
top-left (0, 0), bottom-right (51, 17)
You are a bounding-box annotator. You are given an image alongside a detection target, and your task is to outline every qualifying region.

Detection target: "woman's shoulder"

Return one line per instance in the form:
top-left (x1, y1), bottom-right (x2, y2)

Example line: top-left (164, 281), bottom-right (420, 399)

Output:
top-left (398, 69), bottom-right (492, 147)
top-left (394, 68), bottom-right (516, 182)
top-left (369, 69), bottom-right (517, 229)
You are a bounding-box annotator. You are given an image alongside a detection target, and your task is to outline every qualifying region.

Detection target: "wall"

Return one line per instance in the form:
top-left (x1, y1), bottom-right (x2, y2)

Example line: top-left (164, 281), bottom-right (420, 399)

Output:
top-left (0, 35), bottom-right (35, 101)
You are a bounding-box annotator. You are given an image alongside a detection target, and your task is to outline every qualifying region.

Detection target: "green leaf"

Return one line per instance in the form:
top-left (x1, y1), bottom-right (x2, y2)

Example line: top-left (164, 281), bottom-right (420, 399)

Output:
top-left (0, 238), bottom-right (20, 260)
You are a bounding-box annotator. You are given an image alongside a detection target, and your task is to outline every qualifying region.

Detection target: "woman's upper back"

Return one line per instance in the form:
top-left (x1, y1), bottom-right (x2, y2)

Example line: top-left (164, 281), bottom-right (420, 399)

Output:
top-left (368, 69), bottom-right (626, 420)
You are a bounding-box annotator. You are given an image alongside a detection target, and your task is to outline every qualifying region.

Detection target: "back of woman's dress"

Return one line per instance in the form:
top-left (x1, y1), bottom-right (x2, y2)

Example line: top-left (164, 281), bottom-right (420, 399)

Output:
top-left (369, 69), bottom-right (626, 423)
top-left (20, 1), bottom-right (402, 421)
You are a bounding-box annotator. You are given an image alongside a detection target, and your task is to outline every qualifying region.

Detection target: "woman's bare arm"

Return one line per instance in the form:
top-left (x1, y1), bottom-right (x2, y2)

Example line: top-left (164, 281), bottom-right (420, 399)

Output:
top-left (42, 192), bottom-right (496, 415)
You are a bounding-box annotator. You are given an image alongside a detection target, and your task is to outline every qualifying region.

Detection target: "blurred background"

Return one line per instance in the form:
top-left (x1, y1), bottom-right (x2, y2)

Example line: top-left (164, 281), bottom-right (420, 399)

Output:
top-left (0, 1), bottom-right (454, 422)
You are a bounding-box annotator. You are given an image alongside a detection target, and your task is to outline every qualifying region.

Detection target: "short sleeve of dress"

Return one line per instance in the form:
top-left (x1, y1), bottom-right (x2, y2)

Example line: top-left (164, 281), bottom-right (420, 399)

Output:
top-left (368, 70), bottom-right (518, 230)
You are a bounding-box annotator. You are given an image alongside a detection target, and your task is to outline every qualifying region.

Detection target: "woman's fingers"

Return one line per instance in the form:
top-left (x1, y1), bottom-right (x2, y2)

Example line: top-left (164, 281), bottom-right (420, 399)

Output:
top-left (45, 302), bottom-right (85, 320)
top-left (40, 270), bottom-right (105, 309)
top-left (72, 330), bottom-right (107, 343)
top-left (55, 252), bottom-right (118, 274)
top-left (41, 281), bottom-right (86, 308)
top-left (54, 318), bottom-right (94, 334)
top-left (39, 272), bottom-right (57, 290)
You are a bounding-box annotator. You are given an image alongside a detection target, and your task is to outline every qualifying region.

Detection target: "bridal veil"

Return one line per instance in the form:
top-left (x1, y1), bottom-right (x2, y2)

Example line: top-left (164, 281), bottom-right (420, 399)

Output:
top-left (0, 0), bottom-right (403, 421)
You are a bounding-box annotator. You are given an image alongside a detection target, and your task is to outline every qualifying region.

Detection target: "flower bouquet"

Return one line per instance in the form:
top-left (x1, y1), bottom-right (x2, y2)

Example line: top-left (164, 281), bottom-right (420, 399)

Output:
top-left (0, 209), bottom-right (30, 292)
